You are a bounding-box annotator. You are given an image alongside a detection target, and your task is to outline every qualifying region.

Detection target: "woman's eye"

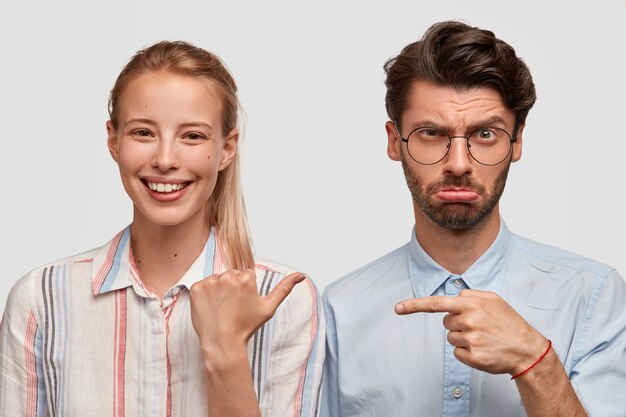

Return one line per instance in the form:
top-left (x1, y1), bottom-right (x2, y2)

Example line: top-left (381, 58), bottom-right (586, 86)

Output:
top-left (131, 129), bottom-right (152, 137)
top-left (184, 132), bottom-right (205, 140)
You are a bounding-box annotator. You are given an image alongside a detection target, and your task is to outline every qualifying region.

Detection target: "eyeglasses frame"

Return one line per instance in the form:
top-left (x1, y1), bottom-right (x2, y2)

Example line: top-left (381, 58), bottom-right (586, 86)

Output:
top-left (394, 120), bottom-right (519, 166)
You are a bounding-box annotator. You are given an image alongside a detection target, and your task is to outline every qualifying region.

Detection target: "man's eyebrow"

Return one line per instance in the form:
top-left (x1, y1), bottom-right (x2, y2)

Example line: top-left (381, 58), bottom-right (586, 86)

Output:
top-left (466, 116), bottom-right (511, 130)
top-left (404, 120), bottom-right (443, 132)
top-left (406, 116), bottom-right (512, 132)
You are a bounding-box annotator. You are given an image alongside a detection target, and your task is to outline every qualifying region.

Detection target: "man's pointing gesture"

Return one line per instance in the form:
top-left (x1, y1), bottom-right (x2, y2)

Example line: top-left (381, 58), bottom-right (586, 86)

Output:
top-left (395, 289), bottom-right (548, 376)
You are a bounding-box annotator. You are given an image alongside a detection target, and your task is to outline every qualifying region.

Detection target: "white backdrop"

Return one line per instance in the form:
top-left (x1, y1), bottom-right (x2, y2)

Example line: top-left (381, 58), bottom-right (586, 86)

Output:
top-left (1, 0), bottom-right (625, 312)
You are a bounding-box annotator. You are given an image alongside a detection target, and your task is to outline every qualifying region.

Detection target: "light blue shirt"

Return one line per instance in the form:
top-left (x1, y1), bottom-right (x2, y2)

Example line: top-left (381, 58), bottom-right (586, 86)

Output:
top-left (321, 219), bottom-right (626, 417)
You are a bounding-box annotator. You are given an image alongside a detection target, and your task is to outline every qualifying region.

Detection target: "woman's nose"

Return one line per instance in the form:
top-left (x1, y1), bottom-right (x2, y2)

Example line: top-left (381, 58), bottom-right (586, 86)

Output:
top-left (151, 139), bottom-right (181, 171)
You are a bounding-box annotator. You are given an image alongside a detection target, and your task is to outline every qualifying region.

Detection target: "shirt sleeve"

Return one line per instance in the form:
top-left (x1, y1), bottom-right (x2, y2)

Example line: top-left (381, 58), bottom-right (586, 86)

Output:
top-left (319, 289), bottom-right (339, 417)
top-left (0, 272), bottom-right (46, 417)
top-left (569, 269), bottom-right (626, 417)
top-left (258, 275), bottom-right (325, 417)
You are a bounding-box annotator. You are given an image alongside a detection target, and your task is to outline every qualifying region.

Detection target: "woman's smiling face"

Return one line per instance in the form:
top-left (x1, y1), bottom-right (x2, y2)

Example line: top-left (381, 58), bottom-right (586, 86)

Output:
top-left (107, 71), bottom-right (237, 229)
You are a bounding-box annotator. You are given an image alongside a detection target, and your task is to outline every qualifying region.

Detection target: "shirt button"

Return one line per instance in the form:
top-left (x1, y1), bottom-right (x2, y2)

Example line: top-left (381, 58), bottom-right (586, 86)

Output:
top-left (452, 387), bottom-right (463, 398)
top-left (453, 279), bottom-right (462, 288)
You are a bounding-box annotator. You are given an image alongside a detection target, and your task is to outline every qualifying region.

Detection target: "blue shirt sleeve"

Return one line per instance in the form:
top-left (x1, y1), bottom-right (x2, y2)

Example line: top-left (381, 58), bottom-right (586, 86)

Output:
top-left (320, 289), bottom-right (339, 417)
top-left (569, 270), bottom-right (626, 417)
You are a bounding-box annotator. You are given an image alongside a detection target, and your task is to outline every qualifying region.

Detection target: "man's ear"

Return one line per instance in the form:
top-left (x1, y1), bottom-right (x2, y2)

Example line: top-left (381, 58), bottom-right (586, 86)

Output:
top-left (511, 123), bottom-right (524, 162)
top-left (106, 120), bottom-right (120, 162)
top-left (219, 128), bottom-right (239, 171)
top-left (386, 121), bottom-right (402, 161)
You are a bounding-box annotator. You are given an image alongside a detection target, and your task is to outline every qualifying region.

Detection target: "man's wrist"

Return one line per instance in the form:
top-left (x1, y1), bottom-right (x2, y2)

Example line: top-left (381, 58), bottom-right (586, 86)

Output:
top-left (510, 332), bottom-right (550, 376)
top-left (511, 339), bottom-right (552, 379)
top-left (512, 343), bottom-right (559, 383)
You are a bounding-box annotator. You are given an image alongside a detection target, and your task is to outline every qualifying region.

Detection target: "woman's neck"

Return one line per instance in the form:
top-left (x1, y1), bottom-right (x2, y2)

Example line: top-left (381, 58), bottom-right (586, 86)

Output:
top-left (130, 208), bottom-right (211, 300)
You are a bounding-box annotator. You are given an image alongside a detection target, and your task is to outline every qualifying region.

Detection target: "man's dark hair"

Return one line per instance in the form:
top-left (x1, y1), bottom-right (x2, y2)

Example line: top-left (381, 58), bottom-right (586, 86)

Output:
top-left (384, 21), bottom-right (536, 128)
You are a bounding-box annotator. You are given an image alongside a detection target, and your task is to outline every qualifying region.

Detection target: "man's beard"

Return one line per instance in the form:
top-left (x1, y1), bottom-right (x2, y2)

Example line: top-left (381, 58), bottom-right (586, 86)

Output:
top-left (401, 157), bottom-right (511, 231)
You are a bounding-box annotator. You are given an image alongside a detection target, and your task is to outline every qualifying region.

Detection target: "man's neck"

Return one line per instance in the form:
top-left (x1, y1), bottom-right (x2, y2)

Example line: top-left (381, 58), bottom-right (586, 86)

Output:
top-left (413, 203), bottom-right (501, 275)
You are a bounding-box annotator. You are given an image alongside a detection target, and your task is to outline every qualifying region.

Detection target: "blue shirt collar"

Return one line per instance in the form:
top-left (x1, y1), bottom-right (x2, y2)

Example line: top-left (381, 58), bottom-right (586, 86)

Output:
top-left (407, 217), bottom-right (512, 297)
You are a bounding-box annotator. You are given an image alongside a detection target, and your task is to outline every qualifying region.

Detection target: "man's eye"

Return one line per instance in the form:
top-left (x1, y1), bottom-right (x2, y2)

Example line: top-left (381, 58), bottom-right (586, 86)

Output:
top-left (415, 128), bottom-right (446, 139)
top-left (477, 129), bottom-right (493, 139)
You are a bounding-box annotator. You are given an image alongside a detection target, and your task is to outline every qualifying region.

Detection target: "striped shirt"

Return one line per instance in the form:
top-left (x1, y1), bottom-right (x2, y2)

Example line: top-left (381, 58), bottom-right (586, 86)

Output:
top-left (0, 227), bottom-right (324, 417)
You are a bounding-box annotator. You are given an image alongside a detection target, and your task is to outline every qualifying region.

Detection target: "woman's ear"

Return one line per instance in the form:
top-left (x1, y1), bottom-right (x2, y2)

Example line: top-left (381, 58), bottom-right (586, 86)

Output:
top-left (106, 120), bottom-right (120, 162)
top-left (219, 128), bottom-right (239, 171)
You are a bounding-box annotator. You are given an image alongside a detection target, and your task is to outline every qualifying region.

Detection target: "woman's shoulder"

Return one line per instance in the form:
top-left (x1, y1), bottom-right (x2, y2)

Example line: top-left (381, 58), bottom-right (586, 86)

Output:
top-left (253, 256), bottom-right (324, 348)
top-left (17, 246), bottom-right (97, 281)
top-left (253, 256), bottom-right (320, 307)
top-left (16, 228), bottom-right (133, 298)
top-left (5, 229), bottom-right (127, 311)
top-left (253, 256), bottom-right (299, 275)
top-left (12, 228), bottom-right (127, 288)
top-left (4, 247), bottom-right (99, 317)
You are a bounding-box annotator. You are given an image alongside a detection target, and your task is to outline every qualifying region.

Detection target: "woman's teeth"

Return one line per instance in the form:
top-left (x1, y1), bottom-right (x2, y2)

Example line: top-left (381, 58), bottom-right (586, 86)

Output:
top-left (147, 182), bottom-right (186, 193)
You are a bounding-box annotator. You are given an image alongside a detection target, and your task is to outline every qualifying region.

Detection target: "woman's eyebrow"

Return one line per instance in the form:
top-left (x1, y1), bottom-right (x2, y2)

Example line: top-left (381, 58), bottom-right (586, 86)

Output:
top-left (178, 122), bottom-right (214, 133)
top-left (122, 119), bottom-right (214, 134)
top-left (123, 118), bottom-right (157, 128)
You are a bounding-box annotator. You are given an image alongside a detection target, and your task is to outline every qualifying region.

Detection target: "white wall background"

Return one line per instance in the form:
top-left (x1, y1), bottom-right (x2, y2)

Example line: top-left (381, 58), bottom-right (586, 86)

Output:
top-left (1, 0), bottom-right (625, 311)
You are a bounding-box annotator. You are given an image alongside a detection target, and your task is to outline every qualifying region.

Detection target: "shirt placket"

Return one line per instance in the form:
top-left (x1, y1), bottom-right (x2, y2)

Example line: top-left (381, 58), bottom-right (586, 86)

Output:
top-left (139, 287), bottom-right (182, 417)
top-left (443, 274), bottom-right (470, 417)
top-left (142, 295), bottom-right (169, 417)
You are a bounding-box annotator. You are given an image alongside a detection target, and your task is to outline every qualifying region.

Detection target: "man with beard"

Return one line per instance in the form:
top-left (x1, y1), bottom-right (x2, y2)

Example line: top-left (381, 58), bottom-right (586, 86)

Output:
top-left (321, 21), bottom-right (626, 417)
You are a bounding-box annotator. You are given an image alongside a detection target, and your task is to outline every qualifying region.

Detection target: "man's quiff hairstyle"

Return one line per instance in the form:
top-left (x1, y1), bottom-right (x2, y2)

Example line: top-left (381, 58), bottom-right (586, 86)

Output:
top-left (384, 21), bottom-right (537, 129)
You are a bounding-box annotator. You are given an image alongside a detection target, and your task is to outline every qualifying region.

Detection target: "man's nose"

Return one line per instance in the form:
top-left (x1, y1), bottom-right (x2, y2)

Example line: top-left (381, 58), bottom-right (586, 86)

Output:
top-left (442, 136), bottom-right (473, 177)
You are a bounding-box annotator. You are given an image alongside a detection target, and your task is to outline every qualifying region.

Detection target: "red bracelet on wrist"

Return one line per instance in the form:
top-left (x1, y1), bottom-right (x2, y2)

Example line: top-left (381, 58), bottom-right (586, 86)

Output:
top-left (510, 339), bottom-right (552, 380)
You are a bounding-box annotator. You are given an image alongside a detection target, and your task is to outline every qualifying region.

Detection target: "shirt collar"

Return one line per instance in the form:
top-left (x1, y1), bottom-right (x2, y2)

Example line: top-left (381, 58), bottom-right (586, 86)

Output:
top-left (407, 217), bottom-right (512, 297)
top-left (177, 229), bottom-right (224, 290)
top-left (92, 226), bottom-right (223, 296)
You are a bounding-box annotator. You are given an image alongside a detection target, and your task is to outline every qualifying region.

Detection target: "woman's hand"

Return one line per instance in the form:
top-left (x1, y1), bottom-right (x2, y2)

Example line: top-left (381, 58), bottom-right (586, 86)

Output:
top-left (189, 269), bottom-right (305, 367)
top-left (189, 270), bottom-right (306, 417)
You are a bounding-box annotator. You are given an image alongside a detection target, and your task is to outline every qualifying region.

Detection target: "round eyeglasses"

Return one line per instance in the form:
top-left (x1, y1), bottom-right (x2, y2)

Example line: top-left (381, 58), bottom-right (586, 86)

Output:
top-left (395, 123), bottom-right (517, 166)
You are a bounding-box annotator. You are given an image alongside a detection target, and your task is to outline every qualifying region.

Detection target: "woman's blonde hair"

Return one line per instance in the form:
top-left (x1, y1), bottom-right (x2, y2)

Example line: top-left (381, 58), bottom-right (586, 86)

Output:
top-left (108, 41), bottom-right (254, 270)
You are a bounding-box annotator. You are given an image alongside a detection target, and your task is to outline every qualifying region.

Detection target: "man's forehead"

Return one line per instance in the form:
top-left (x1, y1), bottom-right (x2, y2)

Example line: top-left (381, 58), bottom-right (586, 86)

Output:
top-left (402, 80), bottom-right (515, 128)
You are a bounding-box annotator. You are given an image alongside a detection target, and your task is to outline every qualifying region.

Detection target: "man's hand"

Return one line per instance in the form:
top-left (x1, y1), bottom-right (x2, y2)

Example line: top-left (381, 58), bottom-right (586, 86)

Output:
top-left (395, 289), bottom-right (548, 376)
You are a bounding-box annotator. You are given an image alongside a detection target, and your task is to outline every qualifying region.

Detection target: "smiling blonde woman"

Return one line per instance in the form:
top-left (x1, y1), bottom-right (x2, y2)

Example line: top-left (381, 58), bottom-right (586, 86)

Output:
top-left (0, 41), bottom-right (324, 417)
